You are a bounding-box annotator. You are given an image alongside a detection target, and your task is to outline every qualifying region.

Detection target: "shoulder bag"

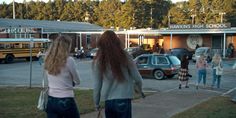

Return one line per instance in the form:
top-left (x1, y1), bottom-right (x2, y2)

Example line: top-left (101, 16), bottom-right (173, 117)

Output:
top-left (216, 63), bottom-right (223, 75)
top-left (37, 70), bottom-right (48, 111)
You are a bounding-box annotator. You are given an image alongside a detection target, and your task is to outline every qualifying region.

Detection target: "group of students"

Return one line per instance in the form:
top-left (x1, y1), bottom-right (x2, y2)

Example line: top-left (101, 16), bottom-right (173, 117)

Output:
top-left (43, 30), bottom-right (144, 118)
top-left (178, 53), bottom-right (223, 89)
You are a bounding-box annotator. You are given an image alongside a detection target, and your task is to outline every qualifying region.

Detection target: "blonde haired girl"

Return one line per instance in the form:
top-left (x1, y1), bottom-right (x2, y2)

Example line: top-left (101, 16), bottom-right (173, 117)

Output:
top-left (44, 35), bottom-right (80, 118)
top-left (211, 54), bottom-right (223, 88)
top-left (196, 54), bottom-right (208, 89)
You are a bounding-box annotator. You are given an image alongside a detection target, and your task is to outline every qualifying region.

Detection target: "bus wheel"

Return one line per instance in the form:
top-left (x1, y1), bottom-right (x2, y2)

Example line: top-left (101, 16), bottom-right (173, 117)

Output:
top-left (5, 54), bottom-right (14, 63)
top-left (26, 57), bottom-right (30, 61)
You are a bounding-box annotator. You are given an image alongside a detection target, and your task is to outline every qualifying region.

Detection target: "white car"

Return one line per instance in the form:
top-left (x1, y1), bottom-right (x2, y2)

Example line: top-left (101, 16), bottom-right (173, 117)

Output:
top-left (192, 47), bottom-right (213, 62)
top-left (87, 48), bottom-right (98, 59)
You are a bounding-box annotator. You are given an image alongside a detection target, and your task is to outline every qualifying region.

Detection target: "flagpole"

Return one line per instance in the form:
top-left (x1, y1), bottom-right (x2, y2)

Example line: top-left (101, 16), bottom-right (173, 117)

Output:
top-left (13, 0), bottom-right (15, 19)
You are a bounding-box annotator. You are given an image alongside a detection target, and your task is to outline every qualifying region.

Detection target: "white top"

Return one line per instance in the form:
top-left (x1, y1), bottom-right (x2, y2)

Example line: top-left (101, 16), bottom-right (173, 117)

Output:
top-left (47, 57), bottom-right (80, 98)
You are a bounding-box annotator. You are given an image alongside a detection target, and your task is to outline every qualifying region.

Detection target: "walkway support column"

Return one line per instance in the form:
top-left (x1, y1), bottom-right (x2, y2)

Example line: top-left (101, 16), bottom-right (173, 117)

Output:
top-left (125, 33), bottom-right (128, 48)
top-left (127, 33), bottom-right (130, 48)
top-left (80, 33), bottom-right (82, 50)
top-left (76, 33), bottom-right (78, 49)
top-left (223, 33), bottom-right (226, 58)
top-left (170, 33), bottom-right (173, 49)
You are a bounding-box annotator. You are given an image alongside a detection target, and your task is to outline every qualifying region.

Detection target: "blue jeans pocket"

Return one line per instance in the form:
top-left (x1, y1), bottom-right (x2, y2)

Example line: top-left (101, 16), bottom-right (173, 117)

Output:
top-left (57, 98), bottom-right (73, 111)
top-left (114, 100), bottom-right (130, 113)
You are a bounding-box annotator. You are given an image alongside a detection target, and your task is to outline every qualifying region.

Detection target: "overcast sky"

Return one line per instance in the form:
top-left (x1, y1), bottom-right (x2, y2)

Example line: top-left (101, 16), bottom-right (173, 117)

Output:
top-left (0, 0), bottom-right (188, 4)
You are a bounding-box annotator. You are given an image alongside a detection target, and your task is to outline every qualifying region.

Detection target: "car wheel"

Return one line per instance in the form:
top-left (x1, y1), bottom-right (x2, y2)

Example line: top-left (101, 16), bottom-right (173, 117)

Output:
top-left (153, 70), bottom-right (165, 80)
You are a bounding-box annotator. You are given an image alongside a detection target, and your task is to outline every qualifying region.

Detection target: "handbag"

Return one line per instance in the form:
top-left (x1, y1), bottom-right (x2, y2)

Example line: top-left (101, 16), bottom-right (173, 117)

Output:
top-left (37, 70), bottom-right (48, 111)
top-left (233, 62), bottom-right (236, 69)
top-left (216, 65), bottom-right (223, 75)
top-left (37, 88), bottom-right (48, 111)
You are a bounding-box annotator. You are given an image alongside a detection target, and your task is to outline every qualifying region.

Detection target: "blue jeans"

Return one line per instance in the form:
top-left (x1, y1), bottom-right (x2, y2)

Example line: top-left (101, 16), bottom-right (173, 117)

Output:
top-left (105, 99), bottom-right (131, 118)
top-left (46, 96), bottom-right (80, 118)
top-left (212, 69), bottom-right (221, 88)
top-left (197, 69), bottom-right (207, 86)
top-left (38, 57), bottom-right (43, 65)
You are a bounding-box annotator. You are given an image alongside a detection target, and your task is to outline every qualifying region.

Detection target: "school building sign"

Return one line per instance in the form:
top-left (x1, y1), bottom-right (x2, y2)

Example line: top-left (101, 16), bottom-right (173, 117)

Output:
top-left (169, 23), bottom-right (231, 29)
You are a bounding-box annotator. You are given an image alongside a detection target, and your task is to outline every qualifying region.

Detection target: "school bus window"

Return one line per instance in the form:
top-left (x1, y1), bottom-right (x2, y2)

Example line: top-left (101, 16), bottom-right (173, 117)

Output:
top-left (6, 44), bottom-right (11, 48)
top-left (10, 44), bottom-right (14, 48)
top-left (14, 43), bottom-right (20, 48)
top-left (22, 44), bottom-right (29, 48)
top-left (35, 43), bottom-right (42, 48)
top-left (0, 44), bottom-right (4, 49)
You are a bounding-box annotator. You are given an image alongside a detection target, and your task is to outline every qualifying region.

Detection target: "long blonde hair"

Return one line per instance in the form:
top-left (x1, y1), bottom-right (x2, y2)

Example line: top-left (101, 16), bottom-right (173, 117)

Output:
top-left (212, 54), bottom-right (221, 65)
top-left (44, 35), bottom-right (72, 75)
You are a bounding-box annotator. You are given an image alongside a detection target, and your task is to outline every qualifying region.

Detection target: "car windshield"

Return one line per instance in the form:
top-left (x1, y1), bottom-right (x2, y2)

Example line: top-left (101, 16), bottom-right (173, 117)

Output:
top-left (196, 48), bottom-right (206, 54)
top-left (172, 49), bottom-right (182, 52)
top-left (91, 48), bottom-right (98, 53)
top-left (168, 56), bottom-right (180, 65)
top-left (126, 47), bottom-right (140, 52)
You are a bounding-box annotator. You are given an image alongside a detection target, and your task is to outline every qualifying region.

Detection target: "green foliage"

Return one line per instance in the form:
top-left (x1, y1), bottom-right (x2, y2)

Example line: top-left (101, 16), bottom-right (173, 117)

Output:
top-left (60, 0), bottom-right (75, 21)
top-left (119, 0), bottom-right (135, 29)
top-left (94, 0), bottom-right (122, 28)
top-left (0, 2), bottom-right (8, 18)
top-left (133, 0), bottom-right (150, 28)
top-left (42, 0), bottom-right (55, 20)
top-left (169, 0), bottom-right (236, 25)
top-left (1, 0), bottom-right (236, 28)
top-left (0, 87), bottom-right (94, 118)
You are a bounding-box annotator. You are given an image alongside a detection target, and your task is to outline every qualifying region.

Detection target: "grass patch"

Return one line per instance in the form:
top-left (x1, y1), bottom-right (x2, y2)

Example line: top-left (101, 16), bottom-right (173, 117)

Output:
top-left (171, 96), bottom-right (236, 118)
top-left (0, 87), bottom-right (151, 118)
top-left (0, 87), bottom-right (95, 118)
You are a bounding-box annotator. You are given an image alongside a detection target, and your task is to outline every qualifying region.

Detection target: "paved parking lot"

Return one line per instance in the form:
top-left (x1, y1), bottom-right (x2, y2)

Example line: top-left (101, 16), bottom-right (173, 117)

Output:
top-left (0, 58), bottom-right (235, 93)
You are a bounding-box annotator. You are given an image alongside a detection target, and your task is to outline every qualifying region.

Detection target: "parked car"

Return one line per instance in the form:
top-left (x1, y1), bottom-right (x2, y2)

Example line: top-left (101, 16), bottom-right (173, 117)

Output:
top-left (192, 47), bottom-right (213, 62)
top-left (125, 47), bottom-right (150, 58)
top-left (170, 48), bottom-right (193, 60)
top-left (134, 54), bottom-right (181, 80)
top-left (73, 48), bottom-right (85, 59)
top-left (86, 48), bottom-right (98, 59)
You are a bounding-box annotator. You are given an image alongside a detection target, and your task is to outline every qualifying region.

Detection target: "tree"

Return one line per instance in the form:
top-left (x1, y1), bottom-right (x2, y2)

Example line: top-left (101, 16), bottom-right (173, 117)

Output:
top-left (0, 2), bottom-right (8, 18)
top-left (84, 1), bottom-right (99, 23)
top-left (227, 0), bottom-right (236, 26)
top-left (132, 0), bottom-right (149, 28)
top-left (55, 0), bottom-right (65, 20)
top-left (152, 0), bottom-right (172, 28)
top-left (60, 0), bottom-right (75, 21)
top-left (73, 1), bottom-right (85, 21)
top-left (42, 0), bottom-right (55, 20)
top-left (119, 0), bottom-right (136, 29)
top-left (94, 0), bottom-right (122, 28)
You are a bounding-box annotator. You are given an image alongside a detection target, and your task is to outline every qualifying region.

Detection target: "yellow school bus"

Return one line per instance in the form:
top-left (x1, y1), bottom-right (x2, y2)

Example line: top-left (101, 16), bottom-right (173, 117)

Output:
top-left (0, 38), bottom-right (50, 63)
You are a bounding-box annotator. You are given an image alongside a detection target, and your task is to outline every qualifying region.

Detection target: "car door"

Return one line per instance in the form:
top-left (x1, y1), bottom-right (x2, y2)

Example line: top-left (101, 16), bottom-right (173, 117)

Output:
top-left (136, 55), bottom-right (152, 76)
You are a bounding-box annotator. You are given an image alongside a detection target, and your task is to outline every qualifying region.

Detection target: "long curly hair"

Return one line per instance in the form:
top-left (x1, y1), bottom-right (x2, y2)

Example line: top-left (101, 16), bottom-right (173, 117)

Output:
top-left (44, 35), bottom-right (72, 75)
top-left (93, 30), bottom-right (129, 81)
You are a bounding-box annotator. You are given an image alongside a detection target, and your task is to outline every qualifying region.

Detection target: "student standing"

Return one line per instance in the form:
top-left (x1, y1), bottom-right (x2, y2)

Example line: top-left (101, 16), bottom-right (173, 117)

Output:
top-left (44, 35), bottom-right (80, 118)
top-left (37, 49), bottom-right (45, 65)
top-left (211, 54), bottom-right (223, 89)
top-left (92, 30), bottom-right (143, 118)
top-left (178, 55), bottom-right (190, 89)
top-left (196, 54), bottom-right (208, 89)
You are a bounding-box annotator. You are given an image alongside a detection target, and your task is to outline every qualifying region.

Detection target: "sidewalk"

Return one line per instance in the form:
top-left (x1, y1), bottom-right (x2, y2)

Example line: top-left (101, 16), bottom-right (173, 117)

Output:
top-left (81, 86), bottom-right (223, 118)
